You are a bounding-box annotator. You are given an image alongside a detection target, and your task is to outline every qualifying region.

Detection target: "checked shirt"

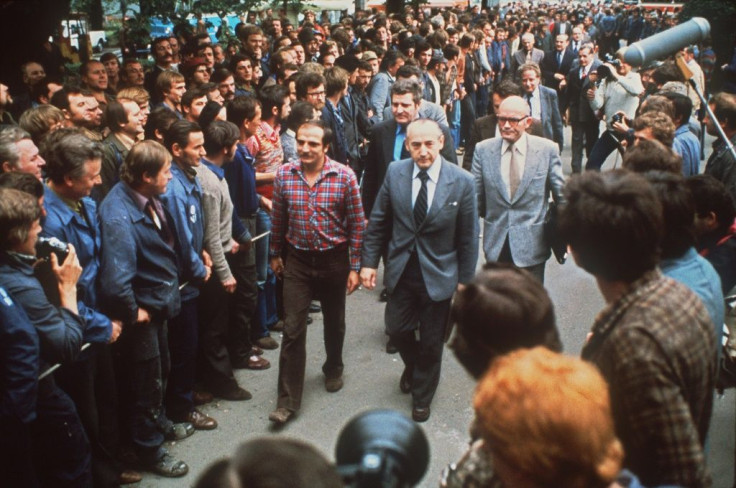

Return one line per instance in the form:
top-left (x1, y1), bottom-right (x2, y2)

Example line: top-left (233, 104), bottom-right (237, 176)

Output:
top-left (270, 157), bottom-right (365, 271)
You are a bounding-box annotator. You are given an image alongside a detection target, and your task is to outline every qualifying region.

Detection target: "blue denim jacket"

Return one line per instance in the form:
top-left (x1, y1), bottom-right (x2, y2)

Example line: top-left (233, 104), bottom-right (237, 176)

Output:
top-left (41, 187), bottom-right (112, 344)
top-left (98, 182), bottom-right (181, 324)
top-left (161, 164), bottom-right (206, 301)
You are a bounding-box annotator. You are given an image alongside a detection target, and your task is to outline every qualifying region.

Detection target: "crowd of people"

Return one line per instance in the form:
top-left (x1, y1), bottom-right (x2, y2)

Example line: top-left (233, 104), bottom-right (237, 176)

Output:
top-left (1, 0), bottom-right (736, 487)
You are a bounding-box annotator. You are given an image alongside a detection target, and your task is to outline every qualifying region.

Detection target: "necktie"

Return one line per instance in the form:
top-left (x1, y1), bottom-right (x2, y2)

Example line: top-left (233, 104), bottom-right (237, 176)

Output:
top-left (146, 199), bottom-right (162, 230)
top-left (526, 51), bottom-right (532, 62)
top-left (508, 143), bottom-right (520, 199)
top-left (580, 67), bottom-right (586, 80)
top-left (557, 51), bottom-right (562, 68)
top-left (526, 94), bottom-right (532, 112)
top-left (414, 170), bottom-right (429, 228)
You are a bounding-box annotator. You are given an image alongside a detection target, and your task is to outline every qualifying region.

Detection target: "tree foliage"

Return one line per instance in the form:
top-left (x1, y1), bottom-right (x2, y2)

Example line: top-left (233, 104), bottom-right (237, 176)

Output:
top-left (680, 0), bottom-right (736, 64)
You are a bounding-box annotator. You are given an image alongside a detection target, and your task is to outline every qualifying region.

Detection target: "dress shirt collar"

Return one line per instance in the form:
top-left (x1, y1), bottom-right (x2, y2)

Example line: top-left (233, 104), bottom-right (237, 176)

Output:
top-left (501, 133), bottom-right (528, 156)
top-left (412, 155), bottom-right (442, 183)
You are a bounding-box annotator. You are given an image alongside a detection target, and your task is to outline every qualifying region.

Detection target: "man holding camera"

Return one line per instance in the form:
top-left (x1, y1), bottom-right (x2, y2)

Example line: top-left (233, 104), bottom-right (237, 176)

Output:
top-left (584, 55), bottom-right (643, 171)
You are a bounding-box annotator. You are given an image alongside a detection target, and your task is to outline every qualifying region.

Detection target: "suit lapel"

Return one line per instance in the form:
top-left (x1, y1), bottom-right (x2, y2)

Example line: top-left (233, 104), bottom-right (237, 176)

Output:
top-left (489, 139), bottom-right (511, 204)
top-left (422, 159), bottom-right (455, 228)
top-left (398, 160), bottom-right (414, 225)
top-left (513, 137), bottom-right (541, 203)
top-left (383, 120), bottom-right (398, 168)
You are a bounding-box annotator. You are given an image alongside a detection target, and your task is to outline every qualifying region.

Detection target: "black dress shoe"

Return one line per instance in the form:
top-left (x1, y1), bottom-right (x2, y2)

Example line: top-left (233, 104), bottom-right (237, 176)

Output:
top-left (399, 368), bottom-right (412, 394)
top-left (379, 288), bottom-right (388, 302)
top-left (309, 302), bottom-right (322, 313)
top-left (412, 406), bottom-right (430, 422)
top-left (386, 338), bottom-right (398, 354)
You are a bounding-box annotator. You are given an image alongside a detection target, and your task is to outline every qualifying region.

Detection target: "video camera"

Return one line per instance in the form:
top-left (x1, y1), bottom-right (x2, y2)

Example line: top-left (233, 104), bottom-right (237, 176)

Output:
top-left (596, 54), bottom-right (621, 82)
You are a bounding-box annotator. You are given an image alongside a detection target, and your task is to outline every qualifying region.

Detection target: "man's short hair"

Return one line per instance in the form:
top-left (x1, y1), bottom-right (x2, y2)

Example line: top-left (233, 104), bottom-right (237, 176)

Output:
top-left (106, 100), bottom-right (130, 132)
top-left (494, 79), bottom-right (523, 98)
top-left (181, 87), bottom-right (207, 110)
top-left (517, 62), bottom-right (541, 79)
top-left (0, 126), bottom-right (31, 169)
top-left (121, 140), bottom-right (171, 186)
top-left (379, 49), bottom-right (406, 72)
top-left (164, 120), bottom-right (202, 154)
top-left (295, 72), bottom-right (326, 100)
top-left (559, 170), bottom-right (663, 282)
top-left (30, 77), bottom-right (61, 104)
top-left (390, 79), bottom-right (422, 105)
top-left (239, 25), bottom-right (263, 42)
top-left (640, 94), bottom-right (675, 119)
top-left (18, 105), bottom-right (65, 146)
top-left (41, 128), bottom-right (104, 185)
top-left (227, 96), bottom-right (261, 128)
top-left (144, 106), bottom-right (179, 142)
top-left (231, 437), bottom-right (342, 488)
top-left (450, 263), bottom-right (562, 379)
top-left (687, 175), bottom-right (736, 234)
top-left (643, 170), bottom-right (696, 260)
top-left (286, 100), bottom-right (316, 132)
top-left (633, 111), bottom-right (676, 147)
top-left (0, 172), bottom-right (44, 199)
top-left (442, 43), bottom-right (460, 61)
top-left (116, 86), bottom-right (150, 106)
top-left (203, 120), bottom-right (240, 156)
top-left (0, 188), bottom-right (42, 251)
top-left (324, 66), bottom-right (349, 97)
top-left (396, 64), bottom-right (422, 81)
top-left (258, 84), bottom-right (289, 118)
top-left (156, 70), bottom-right (185, 97)
top-left (228, 53), bottom-right (249, 75)
top-left (297, 119), bottom-right (332, 146)
top-left (49, 85), bottom-right (90, 112)
top-left (660, 92), bottom-right (693, 126)
top-left (211, 68), bottom-right (233, 85)
top-left (623, 139), bottom-right (682, 174)
top-left (710, 92), bottom-right (736, 130)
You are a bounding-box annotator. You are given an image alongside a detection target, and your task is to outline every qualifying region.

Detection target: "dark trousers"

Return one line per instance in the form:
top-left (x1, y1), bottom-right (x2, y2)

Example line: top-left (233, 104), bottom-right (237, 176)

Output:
top-left (585, 130), bottom-right (624, 171)
top-left (277, 245), bottom-right (349, 412)
top-left (55, 345), bottom-right (120, 488)
top-left (498, 237), bottom-right (546, 283)
top-left (114, 320), bottom-right (169, 465)
top-left (385, 254), bottom-right (451, 409)
top-left (198, 269), bottom-right (239, 394)
top-left (166, 298), bottom-right (198, 419)
top-left (570, 121), bottom-right (600, 173)
top-left (460, 92), bottom-right (477, 147)
top-left (33, 385), bottom-right (93, 487)
top-left (227, 217), bottom-right (258, 361)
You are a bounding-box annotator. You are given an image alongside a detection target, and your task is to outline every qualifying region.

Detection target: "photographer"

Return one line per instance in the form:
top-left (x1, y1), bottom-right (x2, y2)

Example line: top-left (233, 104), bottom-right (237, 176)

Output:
top-left (584, 55), bottom-right (643, 171)
top-left (0, 187), bottom-right (92, 486)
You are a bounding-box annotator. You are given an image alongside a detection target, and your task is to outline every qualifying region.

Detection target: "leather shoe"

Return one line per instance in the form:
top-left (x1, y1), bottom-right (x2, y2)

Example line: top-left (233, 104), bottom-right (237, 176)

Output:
top-left (193, 390), bottom-right (213, 406)
top-left (271, 320), bottom-right (284, 332)
top-left (183, 409), bottom-right (217, 430)
top-left (164, 421), bottom-right (195, 441)
top-left (268, 407), bottom-right (294, 425)
top-left (386, 338), bottom-right (398, 354)
top-left (147, 453), bottom-right (188, 477)
top-left (325, 374), bottom-right (343, 392)
top-left (215, 386), bottom-right (252, 401)
top-left (379, 288), bottom-right (389, 302)
top-left (255, 335), bottom-right (279, 349)
top-left (250, 345), bottom-right (264, 356)
top-left (119, 470), bottom-right (142, 485)
top-left (246, 355), bottom-right (271, 370)
top-left (412, 406), bottom-right (431, 422)
top-left (309, 302), bottom-right (322, 313)
top-left (399, 368), bottom-right (412, 394)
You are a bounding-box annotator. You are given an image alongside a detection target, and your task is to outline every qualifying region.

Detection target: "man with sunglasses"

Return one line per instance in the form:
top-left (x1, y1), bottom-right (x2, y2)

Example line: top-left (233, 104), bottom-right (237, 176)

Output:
top-left (471, 96), bottom-right (565, 284)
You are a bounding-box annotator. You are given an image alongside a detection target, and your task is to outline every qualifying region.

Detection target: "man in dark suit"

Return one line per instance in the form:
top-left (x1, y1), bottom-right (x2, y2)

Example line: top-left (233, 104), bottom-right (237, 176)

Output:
top-left (360, 119), bottom-right (479, 422)
top-left (565, 44), bottom-right (601, 173)
top-left (145, 37), bottom-right (177, 105)
top-left (519, 63), bottom-right (564, 153)
top-left (540, 34), bottom-right (574, 96)
top-left (362, 80), bottom-right (457, 219)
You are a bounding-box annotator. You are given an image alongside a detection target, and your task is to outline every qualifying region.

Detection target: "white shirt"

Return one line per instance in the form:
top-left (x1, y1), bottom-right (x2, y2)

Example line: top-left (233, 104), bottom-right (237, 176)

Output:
top-left (412, 156), bottom-right (441, 213)
top-left (501, 133), bottom-right (528, 195)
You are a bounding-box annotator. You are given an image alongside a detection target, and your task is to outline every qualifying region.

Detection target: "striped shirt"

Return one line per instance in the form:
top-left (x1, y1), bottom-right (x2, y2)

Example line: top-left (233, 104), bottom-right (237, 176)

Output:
top-left (270, 158), bottom-right (366, 271)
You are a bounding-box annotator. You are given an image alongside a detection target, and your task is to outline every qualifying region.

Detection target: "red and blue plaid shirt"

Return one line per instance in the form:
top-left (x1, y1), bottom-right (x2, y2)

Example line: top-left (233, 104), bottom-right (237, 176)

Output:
top-left (270, 157), bottom-right (366, 271)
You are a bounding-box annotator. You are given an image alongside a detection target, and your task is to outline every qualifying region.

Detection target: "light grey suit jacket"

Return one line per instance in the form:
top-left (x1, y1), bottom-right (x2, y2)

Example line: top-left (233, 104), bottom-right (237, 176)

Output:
top-left (472, 135), bottom-right (565, 267)
top-left (537, 85), bottom-right (564, 152)
top-left (362, 157), bottom-right (479, 302)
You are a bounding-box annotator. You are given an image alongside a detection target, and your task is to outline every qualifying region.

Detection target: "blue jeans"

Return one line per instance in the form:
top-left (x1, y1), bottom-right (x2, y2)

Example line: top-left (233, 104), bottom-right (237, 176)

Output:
top-left (255, 208), bottom-right (271, 285)
top-left (449, 100), bottom-right (461, 148)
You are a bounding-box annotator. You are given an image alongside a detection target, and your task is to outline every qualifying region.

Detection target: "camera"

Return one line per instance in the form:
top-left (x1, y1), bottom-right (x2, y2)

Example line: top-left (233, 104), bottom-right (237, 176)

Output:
top-left (611, 113), bottom-right (623, 124)
top-left (36, 236), bottom-right (69, 264)
top-left (596, 54), bottom-right (622, 81)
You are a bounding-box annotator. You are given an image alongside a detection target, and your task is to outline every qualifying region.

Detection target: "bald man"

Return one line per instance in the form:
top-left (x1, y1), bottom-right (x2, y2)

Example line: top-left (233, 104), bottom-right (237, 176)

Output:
top-left (471, 96), bottom-right (565, 283)
top-left (360, 119), bottom-right (479, 422)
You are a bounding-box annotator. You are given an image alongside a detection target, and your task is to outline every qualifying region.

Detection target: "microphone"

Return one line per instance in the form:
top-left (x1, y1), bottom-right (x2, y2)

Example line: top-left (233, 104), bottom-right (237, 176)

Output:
top-left (621, 17), bottom-right (710, 67)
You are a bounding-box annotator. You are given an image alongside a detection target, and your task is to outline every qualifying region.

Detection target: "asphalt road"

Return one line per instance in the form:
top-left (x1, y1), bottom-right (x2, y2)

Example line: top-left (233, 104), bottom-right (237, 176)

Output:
top-left (128, 126), bottom-right (736, 488)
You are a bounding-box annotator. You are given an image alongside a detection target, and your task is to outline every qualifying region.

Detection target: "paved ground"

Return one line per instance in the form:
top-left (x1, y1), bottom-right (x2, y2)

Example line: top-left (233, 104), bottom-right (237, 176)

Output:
top-left (128, 126), bottom-right (735, 487)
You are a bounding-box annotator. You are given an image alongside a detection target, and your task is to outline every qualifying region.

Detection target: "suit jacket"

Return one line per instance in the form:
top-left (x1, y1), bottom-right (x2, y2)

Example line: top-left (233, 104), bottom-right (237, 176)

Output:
top-left (534, 86), bottom-right (564, 151)
top-left (361, 157), bottom-right (479, 301)
top-left (463, 114), bottom-right (544, 171)
top-left (511, 48), bottom-right (545, 75)
top-left (367, 71), bottom-right (394, 124)
top-left (471, 135), bottom-right (565, 267)
top-left (541, 48), bottom-right (575, 91)
top-left (565, 60), bottom-right (601, 123)
top-left (321, 102), bottom-right (349, 166)
top-left (382, 100), bottom-right (449, 127)
top-left (362, 119), bottom-right (457, 218)
top-left (464, 51), bottom-right (478, 94)
top-left (552, 21), bottom-right (572, 37)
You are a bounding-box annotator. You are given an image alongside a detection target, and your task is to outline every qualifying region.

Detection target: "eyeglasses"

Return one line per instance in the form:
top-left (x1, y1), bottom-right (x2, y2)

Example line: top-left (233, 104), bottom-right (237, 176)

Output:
top-left (497, 115), bottom-right (529, 126)
top-left (307, 90), bottom-right (325, 97)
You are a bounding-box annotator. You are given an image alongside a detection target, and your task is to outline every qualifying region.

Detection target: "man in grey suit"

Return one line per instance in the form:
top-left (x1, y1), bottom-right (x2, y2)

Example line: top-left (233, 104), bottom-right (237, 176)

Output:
top-left (472, 96), bottom-right (565, 283)
top-left (511, 33), bottom-right (545, 74)
top-left (518, 63), bottom-right (564, 152)
top-left (360, 119), bottom-right (479, 422)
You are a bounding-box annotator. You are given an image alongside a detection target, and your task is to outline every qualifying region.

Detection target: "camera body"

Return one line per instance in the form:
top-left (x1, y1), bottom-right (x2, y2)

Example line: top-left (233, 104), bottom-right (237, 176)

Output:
top-left (611, 113), bottom-right (623, 124)
top-left (596, 54), bottom-right (622, 81)
top-left (36, 236), bottom-right (69, 264)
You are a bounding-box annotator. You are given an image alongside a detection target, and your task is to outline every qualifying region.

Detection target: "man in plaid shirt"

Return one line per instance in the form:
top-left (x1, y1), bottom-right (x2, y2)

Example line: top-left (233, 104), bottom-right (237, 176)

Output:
top-left (560, 170), bottom-right (716, 488)
top-left (267, 120), bottom-right (365, 425)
